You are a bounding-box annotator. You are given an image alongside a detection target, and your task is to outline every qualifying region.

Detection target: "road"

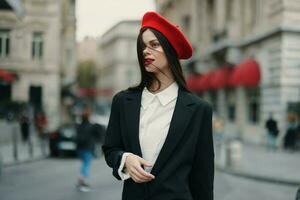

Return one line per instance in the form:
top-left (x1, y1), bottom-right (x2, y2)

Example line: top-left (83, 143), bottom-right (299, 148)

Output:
top-left (0, 157), bottom-right (298, 200)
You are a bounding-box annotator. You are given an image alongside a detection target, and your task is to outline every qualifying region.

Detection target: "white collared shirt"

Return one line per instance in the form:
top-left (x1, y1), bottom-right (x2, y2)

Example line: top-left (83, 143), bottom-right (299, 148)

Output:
top-left (118, 82), bottom-right (179, 180)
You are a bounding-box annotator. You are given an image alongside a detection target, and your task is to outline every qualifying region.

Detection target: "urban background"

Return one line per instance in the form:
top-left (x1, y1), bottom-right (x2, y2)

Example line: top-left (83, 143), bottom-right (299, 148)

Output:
top-left (0, 0), bottom-right (300, 200)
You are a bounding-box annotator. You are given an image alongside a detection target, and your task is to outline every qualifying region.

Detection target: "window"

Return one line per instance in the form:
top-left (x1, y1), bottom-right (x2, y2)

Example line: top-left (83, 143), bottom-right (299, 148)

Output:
top-left (249, 0), bottom-right (257, 28)
top-left (249, 101), bottom-right (258, 123)
top-left (0, 29), bottom-right (10, 58)
top-left (228, 104), bottom-right (236, 121)
top-left (247, 88), bottom-right (260, 123)
top-left (251, 0), bottom-right (262, 28)
top-left (207, 0), bottom-right (215, 32)
top-left (69, 0), bottom-right (75, 16)
top-left (0, 84), bottom-right (12, 104)
top-left (226, 88), bottom-right (236, 121)
top-left (29, 86), bottom-right (42, 111)
top-left (226, 0), bottom-right (233, 22)
top-left (210, 91), bottom-right (218, 112)
top-left (32, 32), bottom-right (43, 59)
top-left (207, 0), bottom-right (215, 17)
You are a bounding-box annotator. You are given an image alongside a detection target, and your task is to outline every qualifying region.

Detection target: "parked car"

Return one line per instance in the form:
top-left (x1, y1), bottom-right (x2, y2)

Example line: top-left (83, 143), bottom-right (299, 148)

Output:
top-left (48, 123), bottom-right (105, 157)
top-left (48, 124), bottom-right (77, 157)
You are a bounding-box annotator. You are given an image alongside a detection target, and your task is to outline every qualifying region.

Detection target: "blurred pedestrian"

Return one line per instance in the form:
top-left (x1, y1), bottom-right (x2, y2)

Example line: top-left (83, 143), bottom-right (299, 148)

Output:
top-left (34, 110), bottom-right (48, 136)
top-left (19, 109), bottom-right (30, 142)
top-left (34, 110), bottom-right (48, 155)
top-left (75, 106), bottom-right (98, 192)
top-left (213, 115), bottom-right (225, 159)
top-left (284, 113), bottom-right (299, 151)
top-left (103, 11), bottom-right (214, 200)
top-left (213, 115), bottom-right (225, 141)
top-left (265, 113), bottom-right (279, 151)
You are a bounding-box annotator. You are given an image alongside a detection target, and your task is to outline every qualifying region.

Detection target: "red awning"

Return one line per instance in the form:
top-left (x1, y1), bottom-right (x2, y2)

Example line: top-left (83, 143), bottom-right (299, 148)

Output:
top-left (186, 75), bottom-right (198, 91)
top-left (0, 69), bottom-right (18, 82)
top-left (197, 71), bottom-right (216, 91)
top-left (187, 74), bottom-right (207, 92)
top-left (188, 71), bottom-right (219, 92)
top-left (195, 75), bottom-right (204, 91)
top-left (77, 87), bottom-right (113, 97)
top-left (229, 60), bottom-right (260, 87)
top-left (210, 67), bottom-right (232, 89)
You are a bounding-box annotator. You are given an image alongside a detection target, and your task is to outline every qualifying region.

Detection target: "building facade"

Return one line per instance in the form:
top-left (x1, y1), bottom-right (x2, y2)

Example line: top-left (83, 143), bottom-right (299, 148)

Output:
top-left (156, 0), bottom-right (300, 145)
top-left (97, 20), bottom-right (141, 101)
top-left (77, 36), bottom-right (98, 62)
top-left (0, 0), bottom-right (77, 130)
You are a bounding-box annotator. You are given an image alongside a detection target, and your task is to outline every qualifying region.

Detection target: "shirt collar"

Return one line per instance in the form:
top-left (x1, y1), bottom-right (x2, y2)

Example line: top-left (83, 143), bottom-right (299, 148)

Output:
top-left (141, 82), bottom-right (178, 108)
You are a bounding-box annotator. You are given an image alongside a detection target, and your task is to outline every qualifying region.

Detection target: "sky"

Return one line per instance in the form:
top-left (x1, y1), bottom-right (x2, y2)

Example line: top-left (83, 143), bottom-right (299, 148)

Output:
top-left (76, 0), bottom-right (156, 41)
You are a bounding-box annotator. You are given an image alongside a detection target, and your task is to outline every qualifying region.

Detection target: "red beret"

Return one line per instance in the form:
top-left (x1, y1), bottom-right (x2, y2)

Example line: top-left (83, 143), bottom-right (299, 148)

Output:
top-left (141, 11), bottom-right (193, 59)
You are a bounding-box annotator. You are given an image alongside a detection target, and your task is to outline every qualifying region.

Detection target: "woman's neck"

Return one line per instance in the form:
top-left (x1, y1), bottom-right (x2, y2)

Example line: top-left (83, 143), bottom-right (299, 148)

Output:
top-left (149, 78), bottom-right (175, 94)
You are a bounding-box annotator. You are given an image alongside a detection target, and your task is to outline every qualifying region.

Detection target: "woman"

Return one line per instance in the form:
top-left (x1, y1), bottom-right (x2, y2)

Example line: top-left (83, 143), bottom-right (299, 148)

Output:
top-left (103, 11), bottom-right (214, 200)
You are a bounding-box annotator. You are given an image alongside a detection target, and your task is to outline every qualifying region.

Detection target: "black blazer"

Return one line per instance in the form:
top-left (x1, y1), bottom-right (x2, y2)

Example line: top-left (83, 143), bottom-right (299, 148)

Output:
top-left (103, 88), bottom-right (214, 200)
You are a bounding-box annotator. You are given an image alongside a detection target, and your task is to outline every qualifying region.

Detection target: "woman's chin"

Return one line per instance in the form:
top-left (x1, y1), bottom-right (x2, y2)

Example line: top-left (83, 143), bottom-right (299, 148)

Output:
top-left (145, 66), bottom-right (157, 73)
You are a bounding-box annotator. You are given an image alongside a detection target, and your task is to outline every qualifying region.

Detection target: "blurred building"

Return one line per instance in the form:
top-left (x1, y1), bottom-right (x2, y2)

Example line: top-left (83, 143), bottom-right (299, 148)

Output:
top-left (97, 20), bottom-right (140, 101)
top-left (76, 36), bottom-right (112, 106)
top-left (156, 0), bottom-right (300, 144)
top-left (0, 0), bottom-right (77, 130)
top-left (77, 36), bottom-right (98, 62)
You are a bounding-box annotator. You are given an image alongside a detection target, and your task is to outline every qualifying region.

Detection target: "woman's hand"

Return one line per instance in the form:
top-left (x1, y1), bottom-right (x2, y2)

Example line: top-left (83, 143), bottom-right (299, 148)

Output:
top-left (125, 154), bottom-right (155, 183)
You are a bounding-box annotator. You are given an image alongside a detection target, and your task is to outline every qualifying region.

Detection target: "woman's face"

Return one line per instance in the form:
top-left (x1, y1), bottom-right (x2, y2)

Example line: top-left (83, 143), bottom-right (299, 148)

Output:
top-left (142, 29), bottom-right (169, 74)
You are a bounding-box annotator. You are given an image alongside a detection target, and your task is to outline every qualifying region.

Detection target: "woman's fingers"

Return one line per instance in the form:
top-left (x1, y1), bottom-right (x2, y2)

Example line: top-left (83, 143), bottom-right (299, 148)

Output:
top-left (138, 157), bottom-right (155, 179)
top-left (130, 167), bottom-right (151, 182)
top-left (129, 167), bottom-right (152, 182)
top-left (125, 154), bottom-right (155, 183)
top-left (135, 165), bottom-right (155, 179)
top-left (139, 157), bottom-right (153, 167)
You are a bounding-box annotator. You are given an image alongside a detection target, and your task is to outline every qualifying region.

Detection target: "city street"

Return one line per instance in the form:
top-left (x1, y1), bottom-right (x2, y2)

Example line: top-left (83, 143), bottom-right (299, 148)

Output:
top-left (0, 157), bottom-right (298, 200)
top-left (1, 1), bottom-right (300, 200)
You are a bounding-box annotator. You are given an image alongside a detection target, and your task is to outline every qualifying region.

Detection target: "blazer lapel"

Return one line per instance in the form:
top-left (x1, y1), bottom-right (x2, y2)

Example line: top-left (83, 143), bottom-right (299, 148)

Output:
top-left (150, 89), bottom-right (197, 176)
top-left (124, 89), bottom-right (143, 157)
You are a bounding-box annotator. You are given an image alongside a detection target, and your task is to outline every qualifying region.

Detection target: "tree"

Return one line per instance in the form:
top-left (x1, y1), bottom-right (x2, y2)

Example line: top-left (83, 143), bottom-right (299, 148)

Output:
top-left (77, 60), bottom-right (97, 88)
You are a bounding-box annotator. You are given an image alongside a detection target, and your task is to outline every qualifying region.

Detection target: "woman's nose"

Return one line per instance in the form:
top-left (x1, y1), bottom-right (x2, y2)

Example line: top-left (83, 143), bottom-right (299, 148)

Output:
top-left (143, 46), bottom-right (151, 56)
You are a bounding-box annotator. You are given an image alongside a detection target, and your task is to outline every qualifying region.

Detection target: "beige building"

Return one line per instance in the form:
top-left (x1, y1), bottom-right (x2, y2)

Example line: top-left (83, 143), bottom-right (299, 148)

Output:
top-left (97, 20), bottom-right (141, 101)
top-left (156, 0), bottom-right (300, 145)
top-left (0, 0), bottom-right (77, 130)
top-left (77, 36), bottom-right (98, 62)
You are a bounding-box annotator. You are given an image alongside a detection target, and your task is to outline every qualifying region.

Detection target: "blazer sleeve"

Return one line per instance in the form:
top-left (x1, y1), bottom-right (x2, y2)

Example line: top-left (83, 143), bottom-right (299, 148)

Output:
top-left (102, 92), bottom-right (125, 180)
top-left (189, 103), bottom-right (214, 200)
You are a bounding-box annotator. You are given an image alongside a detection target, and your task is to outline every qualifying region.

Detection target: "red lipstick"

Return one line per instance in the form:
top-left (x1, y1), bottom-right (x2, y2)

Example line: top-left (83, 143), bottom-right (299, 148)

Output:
top-left (144, 58), bottom-right (154, 65)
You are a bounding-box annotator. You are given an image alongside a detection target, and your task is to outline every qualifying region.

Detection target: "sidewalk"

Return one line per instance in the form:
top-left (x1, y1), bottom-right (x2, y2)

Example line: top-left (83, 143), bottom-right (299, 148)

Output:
top-left (215, 141), bottom-right (300, 186)
top-left (0, 138), bottom-right (47, 166)
top-left (0, 121), bottom-right (48, 167)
